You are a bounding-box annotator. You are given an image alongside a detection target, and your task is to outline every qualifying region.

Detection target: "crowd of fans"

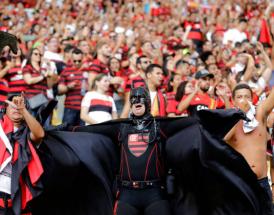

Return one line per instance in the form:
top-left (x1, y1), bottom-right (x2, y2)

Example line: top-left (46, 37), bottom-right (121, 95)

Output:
top-left (0, 0), bottom-right (273, 118)
top-left (0, 0), bottom-right (274, 156)
top-left (0, 0), bottom-right (274, 209)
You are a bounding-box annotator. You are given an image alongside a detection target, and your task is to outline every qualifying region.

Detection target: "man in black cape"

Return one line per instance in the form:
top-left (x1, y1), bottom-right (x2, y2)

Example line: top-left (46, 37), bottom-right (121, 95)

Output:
top-left (30, 87), bottom-right (269, 215)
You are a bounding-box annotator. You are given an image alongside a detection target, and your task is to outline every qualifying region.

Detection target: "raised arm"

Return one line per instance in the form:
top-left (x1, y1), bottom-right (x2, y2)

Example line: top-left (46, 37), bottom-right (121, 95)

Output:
top-left (177, 82), bottom-right (199, 112)
top-left (257, 88), bottom-right (274, 123)
top-left (242, 54), bottom-right (255, 82)
top-left (12, 95), bottom-right (45, 144)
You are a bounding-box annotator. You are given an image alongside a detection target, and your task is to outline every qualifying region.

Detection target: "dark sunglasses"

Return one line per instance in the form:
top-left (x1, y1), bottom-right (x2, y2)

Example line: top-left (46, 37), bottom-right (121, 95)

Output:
top-left (73, 60), bottom-right (82, 63)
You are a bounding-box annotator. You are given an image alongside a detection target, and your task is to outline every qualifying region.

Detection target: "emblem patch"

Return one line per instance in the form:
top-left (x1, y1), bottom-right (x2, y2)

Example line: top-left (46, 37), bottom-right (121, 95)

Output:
top-left (128, 133), bottom-right (149, 157)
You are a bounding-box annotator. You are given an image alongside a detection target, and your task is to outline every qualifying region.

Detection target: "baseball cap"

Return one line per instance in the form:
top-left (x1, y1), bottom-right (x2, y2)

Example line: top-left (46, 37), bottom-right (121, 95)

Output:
top-left (195, 69), bottom-right (214, 79)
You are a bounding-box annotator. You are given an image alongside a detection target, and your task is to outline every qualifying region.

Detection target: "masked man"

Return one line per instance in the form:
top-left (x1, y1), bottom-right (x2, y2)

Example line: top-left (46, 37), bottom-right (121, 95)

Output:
top-left (31, 87), bottom-right (269, 215)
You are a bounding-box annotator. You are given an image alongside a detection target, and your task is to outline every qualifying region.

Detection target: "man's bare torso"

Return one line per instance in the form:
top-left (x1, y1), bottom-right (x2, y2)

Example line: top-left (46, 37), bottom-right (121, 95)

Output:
top-left (227, 120), bottom-right (267, 179)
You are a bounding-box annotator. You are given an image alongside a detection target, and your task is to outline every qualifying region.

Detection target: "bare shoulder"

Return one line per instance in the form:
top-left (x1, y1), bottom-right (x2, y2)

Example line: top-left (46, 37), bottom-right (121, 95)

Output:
top-left (224, 121), bottom-right (240, 142)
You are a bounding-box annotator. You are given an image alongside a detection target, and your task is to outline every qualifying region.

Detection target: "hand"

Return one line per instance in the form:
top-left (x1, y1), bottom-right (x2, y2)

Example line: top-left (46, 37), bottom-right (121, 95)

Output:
top-left (67, 81), bottom-right (79, 89)
top-left (111, 76), bottom-right (124, 85)
top-left (43, 71), bottom-right (50, 78)
top-left (81, 62), bottom-right (90, 69)
top-left (256, 42), bottom-right (264, 52)
top-left (194, 80), bottom-right (200, 93)
top-left (6, 60), bottom-right (15, 69)
top-left (237, 98), bottom-right (251, 113)
top-left (13, 94), bottom-right (27, 114)
top-left (216, 85), bottom-right (227, 98)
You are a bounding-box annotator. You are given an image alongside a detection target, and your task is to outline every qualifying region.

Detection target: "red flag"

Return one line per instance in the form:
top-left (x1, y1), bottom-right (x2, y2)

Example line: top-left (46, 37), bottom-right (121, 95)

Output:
top-left (258, 19), bottom-right (271, 46)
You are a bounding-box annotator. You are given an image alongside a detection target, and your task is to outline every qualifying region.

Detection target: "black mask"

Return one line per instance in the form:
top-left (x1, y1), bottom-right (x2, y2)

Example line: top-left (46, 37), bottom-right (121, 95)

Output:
top-left (129, 87), bottom-right (151, 115)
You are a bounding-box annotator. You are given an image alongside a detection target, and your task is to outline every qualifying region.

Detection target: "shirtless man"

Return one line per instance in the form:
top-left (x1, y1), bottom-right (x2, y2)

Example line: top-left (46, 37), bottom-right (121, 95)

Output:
top-left (225, 83), bottom-right (274, 215)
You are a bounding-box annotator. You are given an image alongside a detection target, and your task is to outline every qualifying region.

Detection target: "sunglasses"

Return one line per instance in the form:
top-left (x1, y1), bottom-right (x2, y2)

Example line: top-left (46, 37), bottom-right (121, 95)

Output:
top-left (73, 60), bottom-right (82, 63)
top-left (142, 61), bottom-right (150, 64)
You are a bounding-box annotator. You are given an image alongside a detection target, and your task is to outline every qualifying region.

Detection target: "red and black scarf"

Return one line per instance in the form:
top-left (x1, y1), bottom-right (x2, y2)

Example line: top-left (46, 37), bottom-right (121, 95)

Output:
top-left (0, 115), bottom-right (43, 215)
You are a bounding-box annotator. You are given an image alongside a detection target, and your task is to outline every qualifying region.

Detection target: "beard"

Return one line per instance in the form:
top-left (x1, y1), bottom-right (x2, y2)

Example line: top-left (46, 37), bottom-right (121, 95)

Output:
top-left (201, 86), bottom-right (209, 93)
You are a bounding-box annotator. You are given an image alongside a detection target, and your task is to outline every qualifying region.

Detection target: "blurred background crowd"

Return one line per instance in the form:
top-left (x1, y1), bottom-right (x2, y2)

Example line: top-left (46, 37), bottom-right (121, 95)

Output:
top-left (0, 0), bottom-right (273, 127)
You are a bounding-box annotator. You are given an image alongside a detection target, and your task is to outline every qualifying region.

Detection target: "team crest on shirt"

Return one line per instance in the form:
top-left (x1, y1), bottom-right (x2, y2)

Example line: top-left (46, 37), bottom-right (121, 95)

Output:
top-left (128, 133), bottom-right (149, 157)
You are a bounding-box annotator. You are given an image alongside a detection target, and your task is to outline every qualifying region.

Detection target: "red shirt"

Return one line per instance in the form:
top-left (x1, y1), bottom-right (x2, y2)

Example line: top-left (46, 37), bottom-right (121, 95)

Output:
top-left (125, 75), bottom-right (146, 93)
top-left (166, 91), bottom-right (178, 115)
top-left (22, 65), bottom-right (47, 98)
top-left (182, 92), bottom-right (221, 117)
top-left (59, 67), bottom-right (85, 110)
top-left (5, 65), bottom-right (26, 95)
top-left (89, 59), bottom-right (109, 75)
top-left (0, 79), bottom-right (8, 111)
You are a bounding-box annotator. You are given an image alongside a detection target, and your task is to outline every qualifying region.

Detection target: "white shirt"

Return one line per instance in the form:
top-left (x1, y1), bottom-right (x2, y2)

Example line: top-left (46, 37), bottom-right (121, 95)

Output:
top-left (0, 127), bottom-right (17, 194)
top-left (150, 91), bottom-right (157, 105)
top-left (223, 28), bottom-right (247, 46)
top-left (0, 163), bottom-right (12, 194)
top-left (81, 91), bottom-right (117, 125)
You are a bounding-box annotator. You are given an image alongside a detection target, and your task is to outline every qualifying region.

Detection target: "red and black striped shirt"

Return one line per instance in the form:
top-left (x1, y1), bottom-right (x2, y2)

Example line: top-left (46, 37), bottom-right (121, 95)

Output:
top-left (125, 75), bottom-right (146, 93)
top-left (59, 67), bottom-right (85, 110)
top-left (0, 79), bottom-right (8, 111)
top-left (89, 59), bottom-right (109, 75)
top-left (5, 65), bottom-right (26, 95)
top-left (22, 65), bottom-right (48, 99)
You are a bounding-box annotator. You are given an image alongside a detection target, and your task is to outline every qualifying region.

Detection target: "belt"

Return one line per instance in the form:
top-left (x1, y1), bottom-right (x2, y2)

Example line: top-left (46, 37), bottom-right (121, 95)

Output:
top-left (0, 198), bottom-right (12, 208)
top-left (118, 179), bottom-right (163, 189)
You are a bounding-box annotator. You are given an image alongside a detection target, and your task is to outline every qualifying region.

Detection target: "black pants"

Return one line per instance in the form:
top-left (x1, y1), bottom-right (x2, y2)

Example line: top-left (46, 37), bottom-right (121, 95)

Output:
top-left (258, 177), bottom-right (273, 215)
top-left (114, 187), bottom-right (171, 215)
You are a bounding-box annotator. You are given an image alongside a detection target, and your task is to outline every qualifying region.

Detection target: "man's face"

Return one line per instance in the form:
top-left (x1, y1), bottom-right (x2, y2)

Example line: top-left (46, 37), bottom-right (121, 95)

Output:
top-left (233, 89), bottom-right (252, 113)
top-left (206, 55), bottom-right (216, 65)
top-left (131, 103), bottom-right (146, 117)
top-left (139, 57), bottom-right (151, 71)
top-left (208, 64), bottom-right (218, 75)
top-left (79, 41), bottom-right (90, 54)
top-left (203, 41), bottom-right (213, 51)
top-left (142, 42), bottom-right (153, 53)
top-left (199, 76), bottom-right (211, 92)
top-left (99, 44), bottom-right (112, 58)
top-left (177, 63), bottom-right (190, 76)
top-left (148, 67), bottom-right (163, 87)
top-left (6, 97), bottom-right (23, 123)
top-left (48, 37), bottom-right (59, 52)
top-left (72, 53), bottom-right (82, 68)
top-left (239, 22), bottom-right (247, 31)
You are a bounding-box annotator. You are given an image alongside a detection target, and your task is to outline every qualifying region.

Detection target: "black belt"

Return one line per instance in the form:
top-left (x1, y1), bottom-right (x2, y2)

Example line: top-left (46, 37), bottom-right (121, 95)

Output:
top-left (118, 179), bottom-right (163, 189)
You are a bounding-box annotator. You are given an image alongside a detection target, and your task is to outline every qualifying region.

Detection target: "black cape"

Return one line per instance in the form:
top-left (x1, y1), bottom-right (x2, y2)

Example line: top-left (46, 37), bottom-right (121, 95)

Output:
top-left (29, 109), bottom-right (268, 215)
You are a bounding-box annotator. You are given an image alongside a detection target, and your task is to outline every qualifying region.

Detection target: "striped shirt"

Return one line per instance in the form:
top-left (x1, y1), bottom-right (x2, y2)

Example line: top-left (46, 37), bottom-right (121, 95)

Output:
top-left (0, 79), bottom-right (8, 111)
top-left (81, 91), bottom-right (116, 125)
top-left (59, 67), bottom-right (85, 110)
top-left (22, 65), bottom-right (48, 98)
top-left (89, 59), bottom-right (109, 75)
top-left (5, 65), bottom-right (26, 95)
top-left (125, 75), bottom-right (146, 93)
